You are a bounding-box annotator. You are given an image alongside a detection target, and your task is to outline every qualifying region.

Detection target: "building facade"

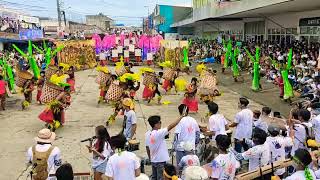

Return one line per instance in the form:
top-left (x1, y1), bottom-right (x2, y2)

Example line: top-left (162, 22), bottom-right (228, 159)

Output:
top-left (86, 13), bottom-right (113, 32)
top-left (173, 0), bottom-right (320, 43)
top-left (153, 4), bottom-right (193, 37)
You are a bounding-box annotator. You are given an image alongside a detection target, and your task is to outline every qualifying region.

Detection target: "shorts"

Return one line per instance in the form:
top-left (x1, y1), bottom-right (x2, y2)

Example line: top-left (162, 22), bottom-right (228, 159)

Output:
top-left (93, 161), bottom-right (107, 173)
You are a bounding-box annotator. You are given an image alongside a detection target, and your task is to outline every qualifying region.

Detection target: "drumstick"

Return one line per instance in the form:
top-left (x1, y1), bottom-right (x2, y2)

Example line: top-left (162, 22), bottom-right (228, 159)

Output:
top-left (136, 98), bottom-right (148, 130)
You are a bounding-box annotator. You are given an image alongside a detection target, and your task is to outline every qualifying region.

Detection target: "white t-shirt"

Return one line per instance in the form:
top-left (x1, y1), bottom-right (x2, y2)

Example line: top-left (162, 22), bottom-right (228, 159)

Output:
top-left (178, 154), bottom-right (200, 171)
top-left (291, 122), bottom-right (312, 155)
top-left (234, 108), bottom-right (253, 140)
top-left (99, 52), bottom-right (106, 60)
top-left (208, 114), bottom-right (228, 141)
top-left (242, 143), bottom-right (270, 171)
top-left (265, 136), bottom-right (293, 175)
top-left (105, 151), bottom-right (140, 180)
top-left (145, 128), bottom-right (170, 163)
top-left (253, 119), bottom-right (268, 133)
top-left (27, 144), bottom-right (62, 178)
top-left (92, 140), bottom-right (113, 168)
top-left (284, 169), bottom-right (316, 180)
top-left (312, 115), bottom-right (320, 143)
top-left (211, 152), bottom-right (240, 180)
top-left (175, 116), bottom-right (200, 151)
top-left (124, 110), bottom-right (137, 140)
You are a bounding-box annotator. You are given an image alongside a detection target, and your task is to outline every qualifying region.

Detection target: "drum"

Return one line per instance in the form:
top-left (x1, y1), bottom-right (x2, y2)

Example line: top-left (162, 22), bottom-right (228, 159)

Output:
top-left (40, 82), bottom-right (64, 103)
top-left (46, 65), bottom-right (58, 79)
top-left (15, 71), bottom-right (33, 87)
top-left (143, 72), bottom-right (156, 86)
top-left (136, 173), bottom-right (149, 180)
top-left (95, 71), bottom-right (111, 85)
top-left (184, 166), bottom-right (209, 180)
top-left (106, 82), bottom-right (123, 101)
top-left (163, 68), bottom-right (175, 80)
top-left (127, 139), bottom-right (140, 152)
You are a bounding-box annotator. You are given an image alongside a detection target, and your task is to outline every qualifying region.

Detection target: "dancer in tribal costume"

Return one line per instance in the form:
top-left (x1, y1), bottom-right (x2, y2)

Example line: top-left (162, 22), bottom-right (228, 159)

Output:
top-left (182, 77), bottom-right (199, 113)
top-left (39, 85), bottom-right (71, 132)
top-left (142, 72), bottom-right (162, 104)
top-left (199, 69), bottom-right (221, 103)
top-left (22, 78), bottom-right (35, 110)
top-left (106, 71), bottom-right (140, 126)
top-left (66, 66), bottom-right (76, 93)
top-left (162, 68), bottom-right (179, 93)
top-left (36, 71), bottom-right (46, 104)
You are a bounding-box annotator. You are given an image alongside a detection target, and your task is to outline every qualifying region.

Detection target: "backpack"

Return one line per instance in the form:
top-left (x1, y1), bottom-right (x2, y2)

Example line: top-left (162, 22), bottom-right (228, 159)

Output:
top-left (32, 145), bottom-right (55, 180)
top-left (301, 123), bottom-right (316, 148)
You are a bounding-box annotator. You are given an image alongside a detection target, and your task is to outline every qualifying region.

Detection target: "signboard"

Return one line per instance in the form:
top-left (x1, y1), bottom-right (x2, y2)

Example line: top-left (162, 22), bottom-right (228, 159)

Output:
top-left (18, 15), bottom-right (40, 24)
top-left (299, 17), bottom-right (320, 26)
top-left (19, 29), bottom-right (43, 40)
top-left (124, 39), bottom-right (130, 46)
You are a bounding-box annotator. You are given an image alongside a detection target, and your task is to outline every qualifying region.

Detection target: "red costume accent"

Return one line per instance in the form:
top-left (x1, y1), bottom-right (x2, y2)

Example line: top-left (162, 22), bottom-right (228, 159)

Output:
top-left (183, 98), bottom-right (198, 112)
top-left (112, 57), bottom-right (118, 62)
top-left (162, 79), bottom-right (171, 92)
top-left (142, 86), bottom-right (154, 99)
top-left (67, 78), bottom-right (75, 93)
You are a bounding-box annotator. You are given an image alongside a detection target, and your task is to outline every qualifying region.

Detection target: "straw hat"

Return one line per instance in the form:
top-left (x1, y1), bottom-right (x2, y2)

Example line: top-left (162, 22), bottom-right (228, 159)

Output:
top-left (122, 98), bottom-right (134, 109)
top-left (34, 129), bottom-right (56, 143)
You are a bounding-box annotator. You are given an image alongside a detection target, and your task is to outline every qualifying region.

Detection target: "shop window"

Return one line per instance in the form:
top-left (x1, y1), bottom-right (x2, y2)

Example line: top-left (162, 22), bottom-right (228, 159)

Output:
top-left (307, 27), bottom-right (312, 34)
top-left (310, 36), bottom-right (319, 42)
top-left (286, 28), bottom-right (292, 34)
top-left (300, 27), bottom-right (307, 34)
top-left (292, 28), bottom-right (297, 35)
top-left (312, 27), bottom-right (318, 34)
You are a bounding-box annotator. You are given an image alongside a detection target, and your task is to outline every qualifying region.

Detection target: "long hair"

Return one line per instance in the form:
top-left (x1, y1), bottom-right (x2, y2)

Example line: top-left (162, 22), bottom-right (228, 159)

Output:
top-left (95, 125), bottom-right (111, 153)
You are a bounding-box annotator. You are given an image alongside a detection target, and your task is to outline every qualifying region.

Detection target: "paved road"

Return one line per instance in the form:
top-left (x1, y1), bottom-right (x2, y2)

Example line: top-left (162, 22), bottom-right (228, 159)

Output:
top-left (1, 66), bottom-right (268, 179)
top-left (208, 63), bottom-right (292, 117)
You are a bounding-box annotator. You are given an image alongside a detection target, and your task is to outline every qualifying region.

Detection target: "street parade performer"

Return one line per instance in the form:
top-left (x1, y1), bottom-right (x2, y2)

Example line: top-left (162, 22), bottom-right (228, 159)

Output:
top-left (141, 67), bottom-right (162, 104)
top-left (36, 71), bottom-right (46, 104)
top-left (38, 69), bottom-right (71, 131)
top-left (14, 69), bottom-right (35, 110)
top-left (199, 68), bottom-right (220, 103)
top-left (106, 73), bottom-right (140, 126)
top-left (182, 77), bottom-right (199, 113)
top-left (160, 61), bottom-right (179, 93)
top-left (66, 66), bottom-right (76, 93)
top-left (95, 65), bottom-right (113, 104)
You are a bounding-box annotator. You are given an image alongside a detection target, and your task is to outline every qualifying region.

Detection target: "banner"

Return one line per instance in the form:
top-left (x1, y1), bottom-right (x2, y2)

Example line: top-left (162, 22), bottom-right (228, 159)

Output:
top-left (55, 40), bottom-right (96, 68)
top-left (19, 29), bottom-right (44, 40)
top-left (160, 40), bottom-right (188, 49)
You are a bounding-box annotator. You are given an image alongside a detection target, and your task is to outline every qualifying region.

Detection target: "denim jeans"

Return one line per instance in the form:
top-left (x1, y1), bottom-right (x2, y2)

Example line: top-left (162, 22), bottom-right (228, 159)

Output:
top-left (175, 151), bottom-right (187, 165)
top-left (151, 162), bottom-right (166, 180)
top-left (234, 139), bottom-right (249, 153)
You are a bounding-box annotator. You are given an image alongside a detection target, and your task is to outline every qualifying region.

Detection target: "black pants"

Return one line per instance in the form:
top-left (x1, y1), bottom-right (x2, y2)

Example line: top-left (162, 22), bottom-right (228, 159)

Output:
top-left (153, 85), bottom-right (161, 97)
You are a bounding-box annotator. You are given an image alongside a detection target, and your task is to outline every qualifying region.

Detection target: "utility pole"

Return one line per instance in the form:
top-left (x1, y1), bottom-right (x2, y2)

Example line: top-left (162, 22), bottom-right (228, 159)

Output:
top-left (62, 11), bottom-right (67, 27)
top-left (56, 0), bottom-right (62, 27)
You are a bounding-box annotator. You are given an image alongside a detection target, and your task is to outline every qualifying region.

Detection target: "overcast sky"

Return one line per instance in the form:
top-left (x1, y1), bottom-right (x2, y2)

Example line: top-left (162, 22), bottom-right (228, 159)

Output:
top-left (4, 0), bottom-right (191, 26)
